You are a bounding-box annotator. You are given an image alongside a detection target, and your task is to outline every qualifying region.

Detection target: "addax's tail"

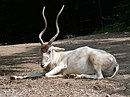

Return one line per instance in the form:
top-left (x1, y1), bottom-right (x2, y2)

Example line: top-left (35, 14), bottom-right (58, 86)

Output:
top-left (110, 63), bottom-right (119, 78)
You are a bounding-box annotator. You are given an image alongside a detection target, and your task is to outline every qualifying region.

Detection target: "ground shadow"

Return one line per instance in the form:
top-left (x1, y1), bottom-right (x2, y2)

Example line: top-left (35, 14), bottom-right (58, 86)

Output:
top-left (0, 45), bottom-right (41, 76)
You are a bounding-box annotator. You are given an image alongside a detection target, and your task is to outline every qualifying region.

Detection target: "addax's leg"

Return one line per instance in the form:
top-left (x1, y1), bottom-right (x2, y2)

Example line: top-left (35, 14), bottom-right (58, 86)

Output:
top-left (95, 68), bottom-right (104, 79)
top-left (75, 74), bottom-right (98, 79)
top-left (75, 69), bottom-right (104, 79)
top-left (45, 65), bottom-right (65, 78)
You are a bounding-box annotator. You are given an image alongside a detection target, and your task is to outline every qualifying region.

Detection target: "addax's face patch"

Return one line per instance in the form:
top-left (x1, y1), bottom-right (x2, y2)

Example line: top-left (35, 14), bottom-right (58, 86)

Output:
top-left (41, 44), bottom-right (51, 53)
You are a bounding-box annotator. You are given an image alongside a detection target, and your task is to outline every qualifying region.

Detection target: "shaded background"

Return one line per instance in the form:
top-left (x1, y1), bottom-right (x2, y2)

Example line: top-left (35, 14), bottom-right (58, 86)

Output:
top-left (0, 0), bottom-right (130, 44)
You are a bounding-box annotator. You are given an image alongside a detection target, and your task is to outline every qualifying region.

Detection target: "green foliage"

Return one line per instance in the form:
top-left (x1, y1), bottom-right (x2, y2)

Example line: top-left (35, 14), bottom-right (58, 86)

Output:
top-left (94, 0), bottom-right (130, 34)
top-left (94, 22), bottom-right (130, 34)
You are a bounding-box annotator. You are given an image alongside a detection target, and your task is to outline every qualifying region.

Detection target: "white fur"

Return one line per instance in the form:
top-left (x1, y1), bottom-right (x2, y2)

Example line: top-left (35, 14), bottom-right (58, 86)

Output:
top-left (41, 46), bottom-right (119, 79)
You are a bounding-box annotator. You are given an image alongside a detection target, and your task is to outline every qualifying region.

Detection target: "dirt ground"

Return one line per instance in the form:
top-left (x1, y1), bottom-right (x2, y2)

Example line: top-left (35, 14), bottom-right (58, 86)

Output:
top-left (0, 32), bottom-right (130, 97)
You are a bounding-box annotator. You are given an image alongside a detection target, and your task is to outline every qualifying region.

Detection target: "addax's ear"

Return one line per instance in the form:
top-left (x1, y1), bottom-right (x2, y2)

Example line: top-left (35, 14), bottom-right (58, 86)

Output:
top-left (51, 46), bottom-right (65, 52)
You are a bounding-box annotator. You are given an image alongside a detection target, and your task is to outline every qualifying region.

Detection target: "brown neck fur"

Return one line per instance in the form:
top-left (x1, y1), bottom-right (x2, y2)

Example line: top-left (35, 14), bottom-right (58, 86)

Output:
top-left (41, 44), bottom-right (51, 53)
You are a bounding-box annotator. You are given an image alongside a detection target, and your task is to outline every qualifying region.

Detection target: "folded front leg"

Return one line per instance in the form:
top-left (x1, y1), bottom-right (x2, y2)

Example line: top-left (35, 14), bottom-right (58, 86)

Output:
top-left (45, 65), bottom-right (65, 78)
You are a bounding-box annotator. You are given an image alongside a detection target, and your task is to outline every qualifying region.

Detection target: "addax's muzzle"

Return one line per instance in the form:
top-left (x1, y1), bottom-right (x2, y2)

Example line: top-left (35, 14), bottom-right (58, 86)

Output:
top-left (41, 63), bottom-right (51, 73)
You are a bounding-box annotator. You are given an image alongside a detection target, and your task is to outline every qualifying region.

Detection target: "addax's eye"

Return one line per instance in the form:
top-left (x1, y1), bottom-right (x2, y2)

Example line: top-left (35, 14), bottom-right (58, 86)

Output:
top-left (48, 50), bottom-right (51, 54)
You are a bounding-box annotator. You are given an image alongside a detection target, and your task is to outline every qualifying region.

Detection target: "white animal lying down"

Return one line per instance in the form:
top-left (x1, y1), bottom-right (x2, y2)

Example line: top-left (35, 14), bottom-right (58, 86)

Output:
top-left (39, 5), bottom-right (119, 79)
top-left (10, 45), bottom-right (119, 80)
top-left (40, 45), bottom-right (119, 79)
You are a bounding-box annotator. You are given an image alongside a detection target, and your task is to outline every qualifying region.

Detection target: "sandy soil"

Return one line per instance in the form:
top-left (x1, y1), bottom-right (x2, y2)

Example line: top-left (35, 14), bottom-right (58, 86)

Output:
top-left (0, 32), bottom-right (130, 97)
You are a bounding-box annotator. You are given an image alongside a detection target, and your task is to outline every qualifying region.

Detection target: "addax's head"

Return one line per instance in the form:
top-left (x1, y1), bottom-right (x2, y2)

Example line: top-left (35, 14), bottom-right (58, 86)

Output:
top-left (39, 5), bottom-right (65, 69)
top-left (40, 44), bottom-right (65, 69)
